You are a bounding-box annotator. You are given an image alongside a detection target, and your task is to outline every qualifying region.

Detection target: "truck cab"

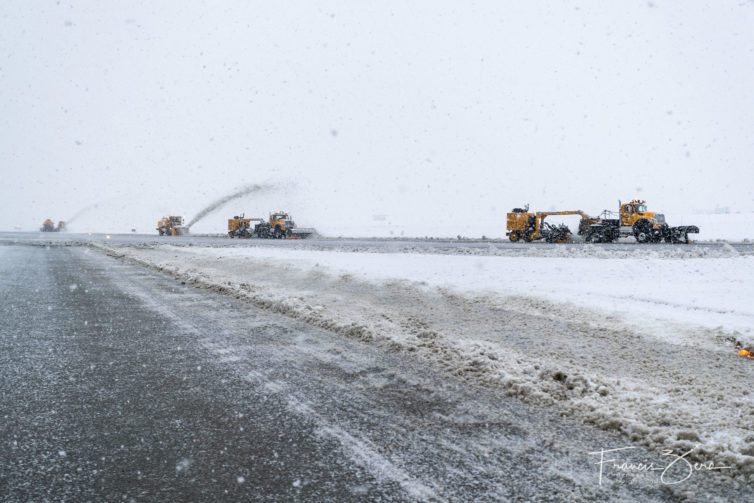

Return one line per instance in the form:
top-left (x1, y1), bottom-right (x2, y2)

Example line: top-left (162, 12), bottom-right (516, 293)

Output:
top-left (620, 200), bottom-right (662, 232)
top-left (620, 200), bottom-right (655, 225)
top-left (269, 212), bottom-right (296, 236)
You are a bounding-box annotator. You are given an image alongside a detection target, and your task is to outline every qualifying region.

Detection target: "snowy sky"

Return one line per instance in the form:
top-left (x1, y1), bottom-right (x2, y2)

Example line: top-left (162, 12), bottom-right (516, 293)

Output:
top-left (2, 1), bottom-right (753, 235)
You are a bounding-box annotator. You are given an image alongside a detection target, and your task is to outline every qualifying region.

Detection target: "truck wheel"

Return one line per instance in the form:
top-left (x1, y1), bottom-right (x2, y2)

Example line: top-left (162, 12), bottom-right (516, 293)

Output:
top-left (555, 233), bottom-right (570, 244)
top-left (633, 220), bottom-right (653, 243)
top-left (635, 229), bottom-right (651, 243)
top-left (587, 232), bottom-right (601, 243)
top-left (509, 232), bottom-right (520, 242)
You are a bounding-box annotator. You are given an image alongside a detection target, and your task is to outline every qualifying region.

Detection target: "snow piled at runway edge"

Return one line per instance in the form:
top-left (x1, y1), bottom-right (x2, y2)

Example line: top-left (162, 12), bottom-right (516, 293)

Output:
top-left (97, 243), bottom-right (754, 479)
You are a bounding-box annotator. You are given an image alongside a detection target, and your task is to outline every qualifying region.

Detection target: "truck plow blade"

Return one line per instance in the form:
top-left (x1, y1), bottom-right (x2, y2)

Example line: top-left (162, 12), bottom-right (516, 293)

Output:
top-left (665, 225), bottom-right (699, 243)
top-left (290, 228), bottom-right (317, 239)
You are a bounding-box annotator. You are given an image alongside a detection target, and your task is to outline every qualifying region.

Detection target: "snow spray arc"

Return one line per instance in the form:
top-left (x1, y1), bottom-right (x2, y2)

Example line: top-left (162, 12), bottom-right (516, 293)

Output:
top-left (186, 183), bottom-right (270, 229)
top-left (66, 202), bottom-right (102, 225)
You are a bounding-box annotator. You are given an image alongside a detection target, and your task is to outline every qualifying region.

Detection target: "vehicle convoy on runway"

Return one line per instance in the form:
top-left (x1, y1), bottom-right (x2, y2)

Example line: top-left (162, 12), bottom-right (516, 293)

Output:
top-left (228, 211), bottom-right (314, 239)
top-left (157, 215), bottom-right (188, 236)
top-left (507, 199), bottom-right (699, 244)
top-left (40, 219), bottom-right (65, 232)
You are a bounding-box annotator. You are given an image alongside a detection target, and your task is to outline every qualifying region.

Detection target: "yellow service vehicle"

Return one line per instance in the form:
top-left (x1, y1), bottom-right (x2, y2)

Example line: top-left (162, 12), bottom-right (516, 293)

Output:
top-left (583, 199), bottom-right (699, 243)
top-left (506, 206), bottom-right (592, 243)
top-left (508, 200), bottom-right (699, 244)
top-left (227, 214), bottom-right (264, 238)
top-left (157, 215), bottom-right (187, 236)
top-left (40, 219), bottom-right (65, 232)
top-left (268, 211), bottom-right (296, 237)
top-left (227, 211), bottom-right (299, 238)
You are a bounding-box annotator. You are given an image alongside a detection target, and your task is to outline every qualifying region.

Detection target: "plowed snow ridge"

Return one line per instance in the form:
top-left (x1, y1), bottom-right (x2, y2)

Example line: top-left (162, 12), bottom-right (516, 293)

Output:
top-left (101, 243), bottom-right (754, 477)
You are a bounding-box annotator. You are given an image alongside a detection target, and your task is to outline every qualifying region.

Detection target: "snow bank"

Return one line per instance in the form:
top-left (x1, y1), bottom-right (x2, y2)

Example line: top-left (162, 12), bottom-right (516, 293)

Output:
top-left (329, 242), bottom-right (751, 259)
top-left (99, 243), bottom-right (754, 478)
top-left (162, 245), bottom-right (754, 344)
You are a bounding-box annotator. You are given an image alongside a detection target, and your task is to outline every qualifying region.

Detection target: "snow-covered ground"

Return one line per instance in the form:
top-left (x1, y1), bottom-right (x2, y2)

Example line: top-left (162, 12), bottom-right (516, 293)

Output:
top-left (129, 244), bottom-right (754, 344)
top-left (101, 242), bottom-right (754, 478)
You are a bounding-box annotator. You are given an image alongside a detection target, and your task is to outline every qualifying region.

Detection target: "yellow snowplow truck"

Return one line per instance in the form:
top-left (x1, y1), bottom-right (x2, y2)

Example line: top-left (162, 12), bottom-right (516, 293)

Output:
top-left (40, 219), bottom-right (66, 232)
top-left (228, 211), bottom-right (298, 239)
top-left (157, 215), bottom-right (188, 236)
top-left (506, 206), bottom-right (593, 243)
top-left (507, 200), bottom-right (699, 244)
top-left (268, 211), bottom-right (297, 237)
top-left (227, 214), bottom-right (265, 238)
top-left (580, 199), bottom-right (699, 243)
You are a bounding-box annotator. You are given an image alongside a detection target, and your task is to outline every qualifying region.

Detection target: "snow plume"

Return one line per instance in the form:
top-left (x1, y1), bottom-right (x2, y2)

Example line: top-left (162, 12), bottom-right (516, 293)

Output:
top-left (186, 184), bottom-right (270, 228)
top-left (66, 202), bottom-right (102, 225)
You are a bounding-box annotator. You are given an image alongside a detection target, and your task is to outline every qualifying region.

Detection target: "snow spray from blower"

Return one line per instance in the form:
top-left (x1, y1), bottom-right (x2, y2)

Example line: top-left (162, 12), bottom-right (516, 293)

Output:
top-left (186, 183), bottom-right (270, 229)
top-left (66, 202), bottom-right (102, 225)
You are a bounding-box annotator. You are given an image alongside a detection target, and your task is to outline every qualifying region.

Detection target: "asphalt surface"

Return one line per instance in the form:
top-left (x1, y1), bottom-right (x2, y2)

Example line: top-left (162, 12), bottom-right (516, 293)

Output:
top-left (0, 243), bottom-right (740, 502)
